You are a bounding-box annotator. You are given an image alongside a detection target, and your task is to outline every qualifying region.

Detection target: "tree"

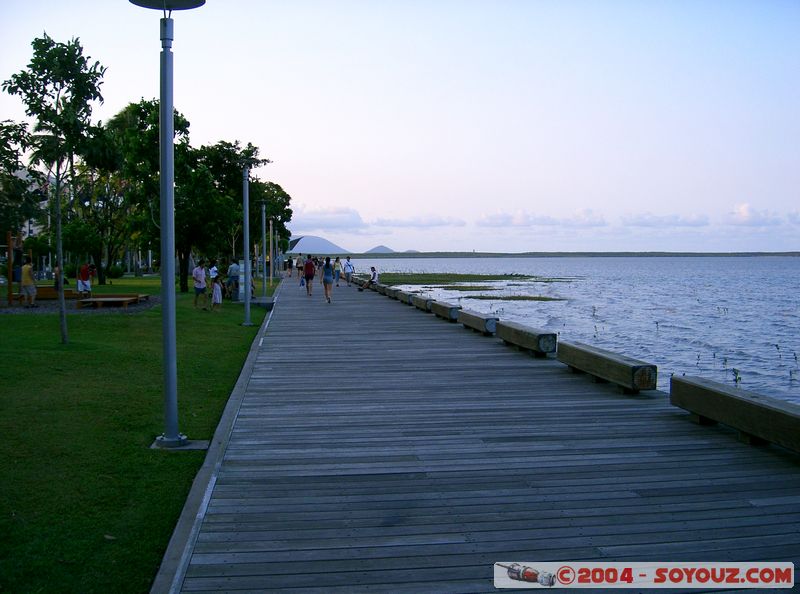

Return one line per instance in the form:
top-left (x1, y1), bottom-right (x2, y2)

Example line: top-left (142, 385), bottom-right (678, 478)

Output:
top-left (3, 34), bottom-right (105, 343)
top-left (174, 144), bottom-right (223, 291)
top-left (0, 120), bottom-right (43, 238)
top-left (106, 99), bottom-right (191, 278)
top-left (249, 179), bottom-right (293, 254)
top-left (74, 124), bottom-right (132, 284)
top-left (192, 140), bottom-right (257, 262)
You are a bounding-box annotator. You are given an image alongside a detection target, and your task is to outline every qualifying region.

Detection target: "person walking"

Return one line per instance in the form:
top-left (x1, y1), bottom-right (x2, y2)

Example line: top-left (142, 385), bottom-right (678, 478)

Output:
top-left (321, 256), bottom-right (334, 303)
top-left (192, 258), bottom-right (208, 310)
top-left (20, 256), bottom-right (37, 308)
top-left (295, 255), bottom-right (304, 284)
top-left (333, 256), bottom-right (343, 287)
top-left (303, 254), bottom-right (316, 297)
top-left (343, 256), bottom-right (355, 287)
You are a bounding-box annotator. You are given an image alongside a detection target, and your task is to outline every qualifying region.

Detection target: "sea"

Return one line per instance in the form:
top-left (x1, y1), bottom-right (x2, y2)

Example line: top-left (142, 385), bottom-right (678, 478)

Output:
top-left (349, 256), bottom-right (800, 404)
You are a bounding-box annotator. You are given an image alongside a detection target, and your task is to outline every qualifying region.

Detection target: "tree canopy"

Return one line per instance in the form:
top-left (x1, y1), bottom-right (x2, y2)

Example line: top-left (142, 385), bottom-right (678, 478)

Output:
top-left (3, 33), bottom-right (295, 298)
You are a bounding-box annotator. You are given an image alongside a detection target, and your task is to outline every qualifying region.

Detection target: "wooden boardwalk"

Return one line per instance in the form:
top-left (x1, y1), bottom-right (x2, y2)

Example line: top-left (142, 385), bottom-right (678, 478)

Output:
top-left (170, 278), bottom-right (800, 593)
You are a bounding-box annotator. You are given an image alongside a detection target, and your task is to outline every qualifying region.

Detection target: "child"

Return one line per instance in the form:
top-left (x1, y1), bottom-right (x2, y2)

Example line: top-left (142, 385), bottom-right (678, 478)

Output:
top-left (211, 276), bottom-right (223, 311)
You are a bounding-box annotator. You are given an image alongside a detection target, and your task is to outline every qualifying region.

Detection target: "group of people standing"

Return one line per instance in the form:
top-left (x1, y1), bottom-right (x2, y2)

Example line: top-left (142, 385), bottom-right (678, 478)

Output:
top-left (290, 254), bottom-right (356, 303)
top-left (191, 258), bottom-right (242, 311)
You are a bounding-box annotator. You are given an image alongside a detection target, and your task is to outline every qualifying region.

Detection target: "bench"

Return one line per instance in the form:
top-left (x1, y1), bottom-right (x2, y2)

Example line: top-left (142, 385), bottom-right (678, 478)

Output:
top-left (430, 300), bottom-right (461, 322)
top-left (78, 297), bottom-right (137, 309)
top-left (375, 283), bottom-right (388, 295)
top-left (384, 287), bottom-right (400, 299)
top-left (396, 291), bottom-right (415, 305)
top-left (496, 321), bottom-right (557, 357)
top-left (13, 286), bottom-right (77, 302)
top-left (458, 309), bottom-right (499, 335)
top-left (75, 294), bottom-right (149, 309)
top-left (354, 277), bottom-right (377, 292)
top-left (670, 375), bottom-right (800, 452)
top-left (557, 340), bottom-right (657, 394)
top-left (411, 294), bottom-right (433, 312)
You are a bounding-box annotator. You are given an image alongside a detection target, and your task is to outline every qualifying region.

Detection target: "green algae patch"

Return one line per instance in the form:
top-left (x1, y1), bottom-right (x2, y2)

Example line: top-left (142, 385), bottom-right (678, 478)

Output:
top-left (428, 285), bottom-right (499, 291)
top-left (378, 273), bottom-right (534, 285)
top-left (464, 295), bottom-right (566, 302)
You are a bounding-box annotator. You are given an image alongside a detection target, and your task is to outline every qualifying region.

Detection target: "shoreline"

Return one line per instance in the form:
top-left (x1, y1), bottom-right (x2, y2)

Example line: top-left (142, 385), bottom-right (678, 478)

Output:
top-left (301, 251), bottom-right (800, 259)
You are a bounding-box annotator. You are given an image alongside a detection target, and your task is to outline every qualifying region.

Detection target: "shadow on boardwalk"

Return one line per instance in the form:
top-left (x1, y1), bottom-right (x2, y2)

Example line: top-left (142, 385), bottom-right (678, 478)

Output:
top-left (153, 278), bottom-right (800, 593)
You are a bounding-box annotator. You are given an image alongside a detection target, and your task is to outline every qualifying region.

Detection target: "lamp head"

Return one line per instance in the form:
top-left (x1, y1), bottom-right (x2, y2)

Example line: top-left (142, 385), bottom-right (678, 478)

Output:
top-left (129, 0), bottom-right (205, 10)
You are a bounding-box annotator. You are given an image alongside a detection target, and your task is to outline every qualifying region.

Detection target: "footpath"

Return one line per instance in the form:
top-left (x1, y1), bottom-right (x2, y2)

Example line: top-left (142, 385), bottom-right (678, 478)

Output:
top-left (152, 277), bottom-right (800, 593)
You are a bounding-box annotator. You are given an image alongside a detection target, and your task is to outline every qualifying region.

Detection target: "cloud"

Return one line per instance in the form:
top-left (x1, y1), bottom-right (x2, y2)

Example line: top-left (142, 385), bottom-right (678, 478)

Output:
top-left (727, 203), bottom-right (783, 227)
top-left (476, 209), bottom-right (607, 228)
top-left (565, 210), bottom-right (607, 228)
top-left (476, 212), bottom-right (516, 227)
top-left (291, 206), bottom-right (367, 231)
top-left (622, 213), bottom-right (709, 228)
top-left (372, 215), bottom-right (466, 228)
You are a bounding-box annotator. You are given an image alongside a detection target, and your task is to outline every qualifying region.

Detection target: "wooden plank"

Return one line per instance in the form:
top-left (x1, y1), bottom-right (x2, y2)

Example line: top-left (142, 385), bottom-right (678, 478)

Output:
top-left (496, 320), bottom-right (556, 356)
top-left (671, 375), bottom-right (800, 453)
top-left (557, 340), bottom-right (657, 393)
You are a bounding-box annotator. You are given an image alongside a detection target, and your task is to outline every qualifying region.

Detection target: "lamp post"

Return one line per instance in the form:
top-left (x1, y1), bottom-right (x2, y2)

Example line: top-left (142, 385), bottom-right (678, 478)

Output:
top-left (269, 218), bottom-right (274, 289)
top-left (242, 165), bottom-right (253, 326)
top-left (260, 199), bottom-right (267, 298)
top-left (130, 0), bottom-right (204, 448)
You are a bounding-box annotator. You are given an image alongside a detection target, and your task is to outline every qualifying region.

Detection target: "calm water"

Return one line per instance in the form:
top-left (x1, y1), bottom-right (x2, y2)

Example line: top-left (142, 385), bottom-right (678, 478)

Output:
top-left (351, 256), bottom-right (800, 403)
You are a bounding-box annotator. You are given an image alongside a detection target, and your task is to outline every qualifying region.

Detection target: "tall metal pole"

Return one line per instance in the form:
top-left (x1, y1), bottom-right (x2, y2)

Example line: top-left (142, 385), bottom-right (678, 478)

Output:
top-left (157, 16), bottom-right (186, 447)
top-left (242, 166), bottom-right (253, 326)
top-left (269, 219), bottom-right (274, 288)
top-left (261, 201), bottom-right (267, 297)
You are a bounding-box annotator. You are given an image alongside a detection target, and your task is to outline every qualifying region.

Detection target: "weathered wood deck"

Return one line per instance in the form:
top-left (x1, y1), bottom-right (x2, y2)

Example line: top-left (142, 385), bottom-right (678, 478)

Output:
top-left (169, 279), bottom-right (800, 593)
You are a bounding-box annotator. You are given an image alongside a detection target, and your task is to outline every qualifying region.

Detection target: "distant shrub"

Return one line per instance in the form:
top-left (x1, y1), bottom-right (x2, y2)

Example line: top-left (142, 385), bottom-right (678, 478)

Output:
top-left (106, 265), bottom-right (124, 279)
top-left (65, 263), bottom-right (77, 278)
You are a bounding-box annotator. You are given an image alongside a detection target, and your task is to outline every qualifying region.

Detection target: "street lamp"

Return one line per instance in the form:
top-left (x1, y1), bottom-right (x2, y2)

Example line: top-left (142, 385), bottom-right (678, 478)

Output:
top-left (130, 0), bottom-right (205, 448)
top-left (242, 165), bottom-right (253, 326)
top-left (269, 218), bottom-right (274, 289)
top-left (260, 198), bottom-right (267, 298)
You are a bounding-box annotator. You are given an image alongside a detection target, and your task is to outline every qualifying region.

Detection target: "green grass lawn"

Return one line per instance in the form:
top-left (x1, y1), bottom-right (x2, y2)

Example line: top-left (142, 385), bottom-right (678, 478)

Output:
top-left (0, 277), bottom-right (271, 593)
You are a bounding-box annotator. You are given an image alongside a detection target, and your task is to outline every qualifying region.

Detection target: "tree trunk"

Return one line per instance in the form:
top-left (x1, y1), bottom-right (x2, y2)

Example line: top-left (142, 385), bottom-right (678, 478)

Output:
top-left (178, 248), bottom-right (190, 293)
top-left (93, 248), bottom-right (105, 285)
top-left (55, 162), bottom-right (69, 344)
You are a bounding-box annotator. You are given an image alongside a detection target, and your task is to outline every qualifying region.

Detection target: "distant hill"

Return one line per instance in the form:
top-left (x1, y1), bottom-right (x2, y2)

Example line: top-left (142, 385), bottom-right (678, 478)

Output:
top-left (287, 235), bottom-right (349, 254)
top-left (366, 245), bottom-right (395, 254)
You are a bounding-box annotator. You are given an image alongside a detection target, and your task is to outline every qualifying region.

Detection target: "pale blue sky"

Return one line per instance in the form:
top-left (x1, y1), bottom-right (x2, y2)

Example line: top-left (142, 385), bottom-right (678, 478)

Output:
top-left (2, 0), bottom-right (798, 252)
